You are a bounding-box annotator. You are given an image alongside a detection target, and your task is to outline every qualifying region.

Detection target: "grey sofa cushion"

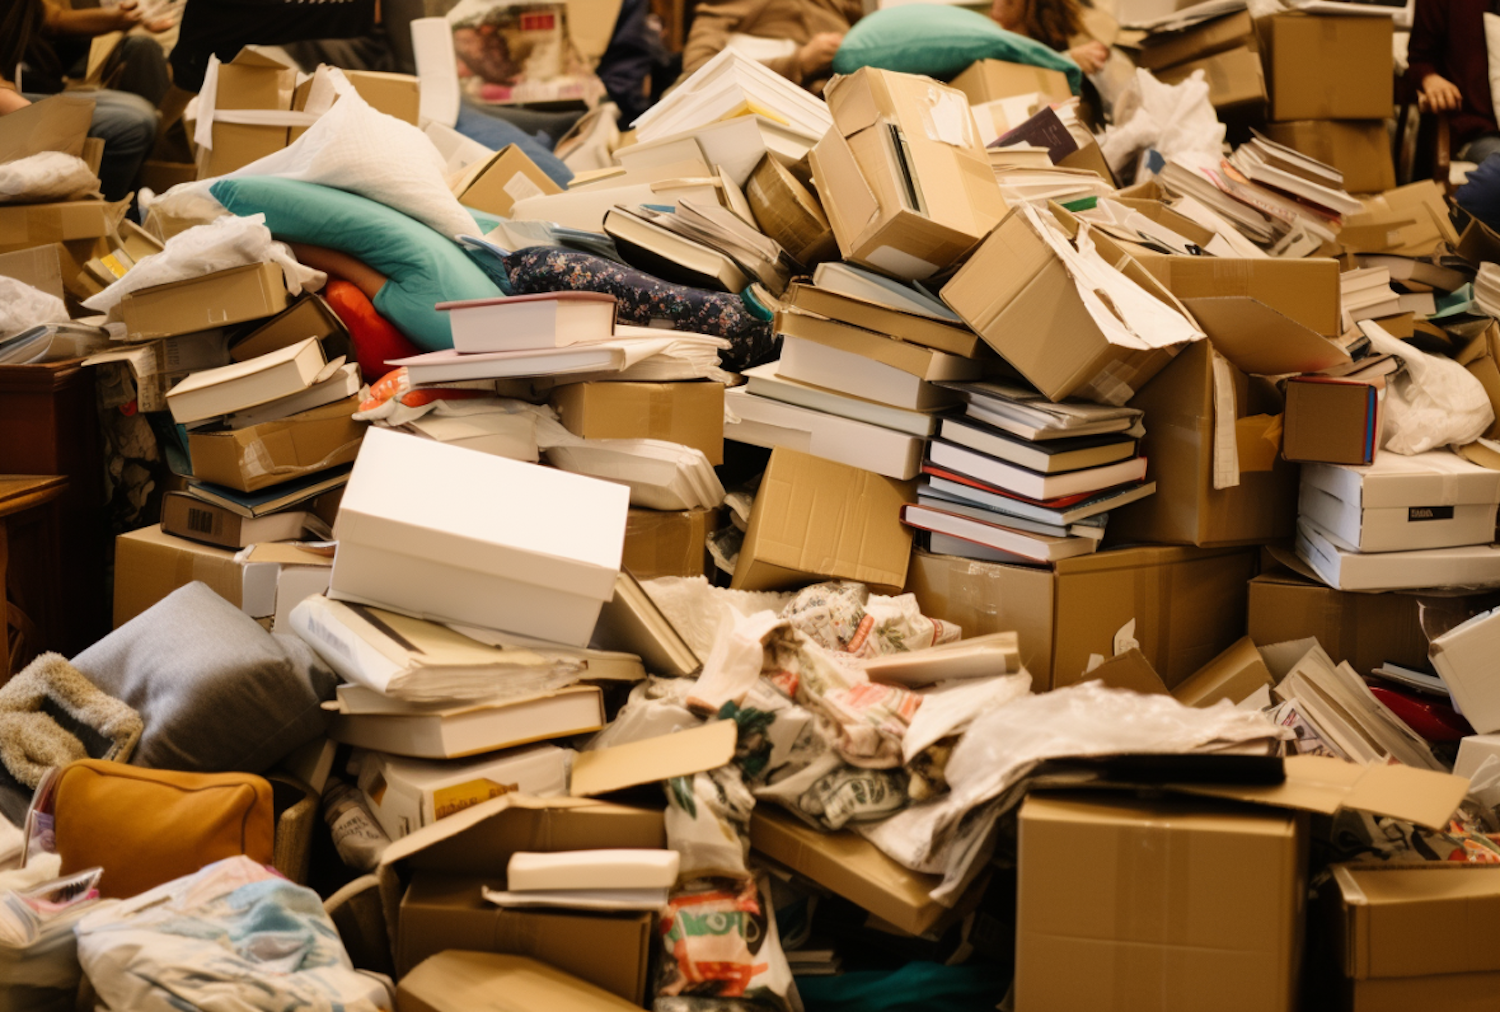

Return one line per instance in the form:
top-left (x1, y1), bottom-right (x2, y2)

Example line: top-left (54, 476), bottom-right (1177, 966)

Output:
top-left (72, 582), bottom-right (337, 773)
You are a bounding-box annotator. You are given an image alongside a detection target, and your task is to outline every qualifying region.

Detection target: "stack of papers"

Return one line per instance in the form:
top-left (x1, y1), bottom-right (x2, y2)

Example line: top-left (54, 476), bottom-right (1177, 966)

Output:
top-left (632, 49), bottom-right (832, 147)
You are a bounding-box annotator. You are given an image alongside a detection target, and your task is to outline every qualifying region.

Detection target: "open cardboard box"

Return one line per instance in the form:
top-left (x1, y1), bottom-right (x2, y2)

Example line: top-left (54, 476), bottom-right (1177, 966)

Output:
top-left (188, 396), bottom-right (365, 493)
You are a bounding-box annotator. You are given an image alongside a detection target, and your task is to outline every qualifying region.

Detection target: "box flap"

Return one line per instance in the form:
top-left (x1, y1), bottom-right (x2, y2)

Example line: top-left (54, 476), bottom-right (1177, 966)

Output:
top-left (1185, 297), bottom-right (1352, 375)
top-left (570, 720), bottom-right (737, 797)
top-left (1079, 648), bottom-right (1169, 694)
top-left (0, 94), bottom-right (95, 162)
top-left (398, 951), bottom-right (644, 1012)
top-left (809, 129), bottom-right (880, 255)
top-left (240, 543), bottom-right (333, 567)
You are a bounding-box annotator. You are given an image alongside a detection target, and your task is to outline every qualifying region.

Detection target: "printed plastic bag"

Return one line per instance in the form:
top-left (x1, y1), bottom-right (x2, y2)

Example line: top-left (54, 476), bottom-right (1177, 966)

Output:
top-left (1364, 322), bottom-right (1495, 454)
top-left (657, 875), bottom-right (801, 1012)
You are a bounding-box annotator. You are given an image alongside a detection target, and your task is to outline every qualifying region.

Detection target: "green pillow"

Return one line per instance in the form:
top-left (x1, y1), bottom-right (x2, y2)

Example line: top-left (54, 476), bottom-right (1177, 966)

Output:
top-left (210, 177), bottom-right (503, 351)
top-left (832, 7), bottom-right (1083, 94)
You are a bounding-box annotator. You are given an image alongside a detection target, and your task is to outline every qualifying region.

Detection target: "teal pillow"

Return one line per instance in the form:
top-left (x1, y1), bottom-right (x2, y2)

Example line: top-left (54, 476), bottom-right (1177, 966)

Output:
top-left (832, 7), bottom-right (1083, 94)
top-left (210, 178), bottom-right (503, 351)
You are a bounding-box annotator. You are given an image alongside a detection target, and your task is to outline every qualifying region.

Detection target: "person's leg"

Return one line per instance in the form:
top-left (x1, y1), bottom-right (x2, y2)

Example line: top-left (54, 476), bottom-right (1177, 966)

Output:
top-left (1460, 133), bottom-right (1500, 164)
top-left (86, 89), bottom-right (158, 202)
top-left (454, 103), bottom-right (574, 187)
top-left (102, 36), bottom-right (172, 107)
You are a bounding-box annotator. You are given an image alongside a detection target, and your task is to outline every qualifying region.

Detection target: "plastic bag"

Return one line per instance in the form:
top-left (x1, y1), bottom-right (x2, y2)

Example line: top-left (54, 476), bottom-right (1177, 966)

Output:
top-left (657, 874), bottom-right (801, 1012)
top-left (82, 213), bottom-right (324, 317)
top-left (1364, 322), bottom-right (1495, 454)
top-left (0, 152), bottom-right (99, 204)
top-left (1099, 69), bottom-right (1226, 179)
top-left (0, 279), bottom-right (67, 339)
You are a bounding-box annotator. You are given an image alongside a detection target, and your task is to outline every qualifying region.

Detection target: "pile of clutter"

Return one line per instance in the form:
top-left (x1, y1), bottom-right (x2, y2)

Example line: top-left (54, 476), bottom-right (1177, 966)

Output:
top-left (11, 7), bottom-right (1500, 1011)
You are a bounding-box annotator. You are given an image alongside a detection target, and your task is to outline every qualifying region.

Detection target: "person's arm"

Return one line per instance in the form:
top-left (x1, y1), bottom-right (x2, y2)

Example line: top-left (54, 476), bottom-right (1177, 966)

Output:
top-left (0, 84), bottom-right (29, 115)
top-left (286, 243), bottom-right (386, 302)
top-left (681, 2), bottom-right (746, 81)
top-left (1405, 0), bottom-right (1457, 110)
top-left (43, 0), bottom-right (171, 37)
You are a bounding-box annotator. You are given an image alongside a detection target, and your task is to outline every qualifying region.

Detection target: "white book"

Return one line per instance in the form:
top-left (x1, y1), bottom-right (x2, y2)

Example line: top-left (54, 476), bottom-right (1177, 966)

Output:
top-left (633, 47), bottom-right (831, 143)
top-left (166, 337), bottom-right (330, 424)
top-left (743, 364), bottom-right (942, 437)
top-left (438, 292), bottom-right (618, 354)
top-left (925, 474), bottom-right (1156, 525)
top-left (951, 380), bottom-right (1142, 441)
top-left (388, 344), bottom-right (627, 384)
top-left (724, 387), bottom-right (925, 480)
top-left (916, 490), bottom-right (1072, 539)
top-left (481, 886), bottom-right (670, 912)
top-left (222, 362), bottom-right (359, 429)
top-left (902, 504), bottom-right (1099, 563)
top-left (928, 440), bottom-right (1148, 500)
top-left (778, 337), bottom-right (965, 411)
top-left (507, 849), bottom-right (680, 891)
top-left (1232, 144), bottom-right (1363, 216)
top-left (925, 530), bottom-right (1038, 566)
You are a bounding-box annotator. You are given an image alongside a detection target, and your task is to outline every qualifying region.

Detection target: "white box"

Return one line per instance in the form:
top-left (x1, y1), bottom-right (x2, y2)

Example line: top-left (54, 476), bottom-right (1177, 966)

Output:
top-left (356, 742), bottom-right (572, 841)
top-left (1455, 734), bottom-right (1500, 780)
top-left (330, 428), bottom-right (629, 647)
top-left (723, 387), bottom-right (924, 480)
top-left (1296, 517), bottom-right (1500, 592)
top-left (1432, 611), bottom-right (1500, 735)
top-left (1300, 451), bottom-right (1500, 552)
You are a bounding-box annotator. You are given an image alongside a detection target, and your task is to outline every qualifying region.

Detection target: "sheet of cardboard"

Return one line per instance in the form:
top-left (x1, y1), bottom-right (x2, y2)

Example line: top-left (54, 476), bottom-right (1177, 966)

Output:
top-left (399, 952), bottom-right (643, 1012)
top-left (732, 447), bottom-right (914, 593)
top-left (1340, 182), bottom-right (1458, 257)
top-left (1334, 863), bottom-right (1500, 980)
top-left (1135, 254), bottom-right (1341, 337)
top-left (1079, 648), bottom-right (1169, 694)
top-left (550, 381), bottom-right (725, 465)
top-left (120, 262), bottom-right (289, 341)
top-left (112, 523), bottom-right (245, 627)
top-left (1172, 635), bottom-right (1275, 707)
top-left (623, 507), bottom-right (719, 580)
top-left (452, 145), bottom-right (563, 218)
top-left (1458, 324), bottom-right (1500, 440)
top-left (0, 94), bottom-right (94, 162)
top-left (188, 396), bottom-right (364, 493)
top-left (1259, 12), bottom-right (1393, 121)
top-left (570, 719), bottom-right (737, 797)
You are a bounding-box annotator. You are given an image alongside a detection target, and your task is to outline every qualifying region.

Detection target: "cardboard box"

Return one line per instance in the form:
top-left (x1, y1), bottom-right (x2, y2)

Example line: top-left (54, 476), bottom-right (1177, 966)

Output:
top-left (1133, 254), bottom-right (1341, 338)
top-left (1283, 376), bottom-right (1380, 466)
top-left (1107, 341), bottom-right (1301, 547)
top-left (1458, 323), bottom-right (1500, 441)
top-left (188, 396), bottom-right (365, 493)
top-left (112, 523), bottom-right (283, 626)
top-left (291, 70), bottom-right (421, 140)
top-left (1263, 120), bottom-right (1396, 195)
top-left (1431, 607), bottom-right (1500, 734)
top-left (948, 59), bottom-right (1073, 106)
top-left (1299, 452), bottom-right (1500, 553)
top-left (623, 506), bottom-right (719, 579)
top-left (0, 199), bottom-right (125, 248)
top-left (84, 331), bottom-right (232, 413)
top-left (398, 875), bottom-right (653, 1000)
top-left (749, 807), bottom-right (956, 936)
top-left (229, 293), bottom-right (351, 363)
top-left (1456, 734), bottom-right (1500, 780)
top-left (745, 153), bottom-right (838, 266)
top-left (0, 244), bottom-right (66, 303)
top-left (119, 262), bottom-right (289, 342)
top-left (398, 952), bottom-right (644, 1012)
top-left (330, 428), bottom-right (629, 647)
top-left (1297, 517), bottom-right (1500, 591)
top-left (450, 144), bottom-right (563, 218)
top-left (358, 744), bottom-right (571, 841)
top-left (0, 93), bottom-right (94, 162)
top-left (904, 544), bottom-right (1256, 690)
top-left (1156, 45), bottom-right (1267, 111)
top-left (1017, 793), bottom-right (1304, 1012)
top-left (941, 206), bottom-right (1195, 404)
top-left (549, 381), bottom-right (725, 465)
top-left (1259, 12), bottom-right (1394, 122)
top-left (197, 50), bottom-right (301, 178)
top-left (732, 447), bottom-right (913, 594)
top-left (810, 68), bottom-right (1007, 280)
top-left (1171, 635), bottom-right (1276, 707)
top-left (1132, 10), bottom-right (1254, 70)
top-left (1340, 181), bottom-right (1458, 257)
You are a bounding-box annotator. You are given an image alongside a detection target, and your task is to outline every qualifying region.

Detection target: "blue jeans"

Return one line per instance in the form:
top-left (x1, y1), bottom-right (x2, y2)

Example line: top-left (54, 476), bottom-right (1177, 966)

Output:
top-left (454, 104), bottom-right (574, 188)
top-left (1461, 134), bottom-right (1500, 164)
top-left (28, 89), bottom-right (157, 203)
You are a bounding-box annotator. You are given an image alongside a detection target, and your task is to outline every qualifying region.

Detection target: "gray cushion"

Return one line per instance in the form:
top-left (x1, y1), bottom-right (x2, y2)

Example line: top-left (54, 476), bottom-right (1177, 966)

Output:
top-left (72, 582), bottom-right (337, 773)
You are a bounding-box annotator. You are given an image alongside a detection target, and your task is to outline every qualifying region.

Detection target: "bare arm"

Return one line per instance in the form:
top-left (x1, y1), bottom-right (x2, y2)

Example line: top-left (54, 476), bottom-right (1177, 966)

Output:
top-left (286, 243), bottom-right (387, 302)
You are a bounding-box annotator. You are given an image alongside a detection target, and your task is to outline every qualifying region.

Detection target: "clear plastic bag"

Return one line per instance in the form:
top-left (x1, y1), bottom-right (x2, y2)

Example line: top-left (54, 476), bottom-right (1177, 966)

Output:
top-left (0, 279), bottom-right (67, 340)
top-left (1099, 69), bottom-right (1227, 179)
top-left (0, 152), bottom-right (98, 204)
top-left (1365, 322), bottom-right (1495, 454)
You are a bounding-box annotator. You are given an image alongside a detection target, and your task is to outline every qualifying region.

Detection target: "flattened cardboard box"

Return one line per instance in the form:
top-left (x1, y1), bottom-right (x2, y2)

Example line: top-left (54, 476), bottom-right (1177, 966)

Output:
top-left (1258, 12), bottom-right (1393, 122)
top-left (120, 262), bottom-right (290, 342)
top-left (112, 524), bottom-right (245, 627)
top-left (904, 544), bottom-right (1256, 690)
top-left (188, 395), bottom-right (365, 493)
top-left (948, 59), bottom-right (1073, 105)
top-left (1263, 120), bottom-right (1396, 195)
top-left (0, 93), bottom-right (94, 161)
top-left (623, 506), bottom-right (720, 579)
top-left (451, 144), bottom-right (563, 218)
top-left (550, 381), bottom-right (725, 465)
top-left (732, 447), bottom-right (913, 594)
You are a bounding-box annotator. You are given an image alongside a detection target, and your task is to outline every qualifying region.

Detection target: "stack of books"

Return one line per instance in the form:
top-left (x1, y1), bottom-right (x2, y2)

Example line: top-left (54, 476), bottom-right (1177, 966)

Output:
top-left (724, 263), bottom-right (985, 481)
top-left (901, 380), bottom-right (1156, 564)
top-left (603, 195), bottom-right (794, 294)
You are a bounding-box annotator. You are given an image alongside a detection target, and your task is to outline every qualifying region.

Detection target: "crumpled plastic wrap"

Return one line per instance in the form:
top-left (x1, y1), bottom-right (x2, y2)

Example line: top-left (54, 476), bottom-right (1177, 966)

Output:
top-left (0, 278), bottom-right (67, 339)
top-left (82, 213), bottom-right (324, 317)
top-left (1099, 69), bottom-right (1227, 179)
top-left (1364, 322), bottom-right (1495, 454)
top-left (0, 152), bottom-right (99, 204)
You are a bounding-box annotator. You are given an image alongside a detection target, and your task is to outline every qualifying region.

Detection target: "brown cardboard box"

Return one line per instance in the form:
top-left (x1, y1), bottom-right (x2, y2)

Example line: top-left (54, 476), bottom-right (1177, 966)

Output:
top-left (904, 544), bottom-right (1256, 690)
top-left (1282, 376), bottom-right (1380, 465)
top-left (1347, 971), bottom-right (1500, 1012)
top-left (140, 160), bottom-right (198, 196)
top-left (229, 293), bottom-right (351, 363)
top-left (1172, 636), bottom-right (1276, 707)
top-left (1458, 216), bottom-right (1500, 267)
top-left (1082, 648), bottom-right (1170, 694)
top-left (1017, 792), bottom-right (1305, 1012)
top-left (397, 873), bottom-right (653, 999)
top-left (290, 70), bottom-right (421, 137)
top-left (0, 245), bottom-right (66, 303)
top-left (948, 59), bottom-right (1073, 105)
top-left (623, 506), bottom-right (719, 579)
top-left (550, 381), bottom-right (724, 465)
top-left (0, 93), bottom-right (94, 161)
top-left (450, 145), bottom-right (563, 218)
top-left (749, 807), bottom-right (958, 936)
top-left (746, 154), bottom-right (838, 266)
top-left (1259, 12), bottom-right (1394, 122)
top-left (1156, 45), bottom-right (1267, 111)
top-left (1132, 10), bottom-right (1254, 70)
top-left (376, 795), bottom-right (666, 983)
top-left (941, 206), bottom-right (1193, 403)
top-left (119, 262), bottom-right (290, 341)
top-left (1133, 254), bottom-right (1341, 338)
top-left (187, 396), bottom-right (365, 493)
top-left (113, 524), bottom-right (245, 627)
top-left (1106, 341), bottom-right (1301, 547)
top-left (197, 51), bottom-right (301, 178)
top-left (0, 199), bottom-right (126, 248)
top-left (398, 952), bottom-right (643, 1012)
top-left (810, 68), bottom-right (1007, 280)
top-left (1458, 323), bottom-right (1500, 440)
top-left (732, 447), bottom-right (913, 593)
top-left (1340, 181), bottom-right (1458, 256)
top-left (1263, 120), bottom-right (1396, 195)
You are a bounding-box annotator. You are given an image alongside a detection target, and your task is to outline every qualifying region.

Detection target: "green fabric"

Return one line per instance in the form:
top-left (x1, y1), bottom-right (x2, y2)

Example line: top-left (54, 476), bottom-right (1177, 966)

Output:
top-left (797, 962), bottom-right (1009, 1012)
top-left (832, 7), bottom-right (1082, 94)
top-left (210, 178), bottom-right (503, 351)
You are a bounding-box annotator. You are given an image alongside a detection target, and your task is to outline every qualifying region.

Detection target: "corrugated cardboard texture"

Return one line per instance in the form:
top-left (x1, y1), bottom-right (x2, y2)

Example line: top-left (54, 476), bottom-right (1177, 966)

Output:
top-left (1260, 12), bottom-right (1393, 121)
top-left (948, 59), bottom-right (1073, 104)
top-left (1137, 255), bottom-right (1339, 337)
top-left (120, 262), bottom-right (289, 341)
top-left (550, 381), bottom-right (724, 465)
top-left (623, 507), bottom-right (719, 579)
top-left (904, 544), bottom-right (1255, 690)
top-left (1334, 864), bottom-right (1500, 980)
top-left (188, 396), bottom-right (365, 493)
top-left (1156, 45), bottom-right (1266, 109)
top-left (454, 145), bottom-right (563, 218)
top-left (113, 524), bottom-right (244, 627)
top-left (1108, 341), bottom-right (1300, 546)
top-left (1133, 10), bottom-right (1254, 70)
top-left (733, 447), bottom-right (914, 593)
top-left (1263, 120), bottom-right (1395, 194)
top-left (1246, 571), bottom-right (1438, 675)
top-left (1283, 380), bottom-right (1375, 465)
top-left (1172, 635), bottom-right (1275, 707)
top-left (1017, 793), bottom-right (1303, 1012)
top-left (0, 244), bottom-right (65, 303)
top-left (398, 873), bottom-right (652, 998)
top-left (399, 952), bottom-right (643, 1012)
